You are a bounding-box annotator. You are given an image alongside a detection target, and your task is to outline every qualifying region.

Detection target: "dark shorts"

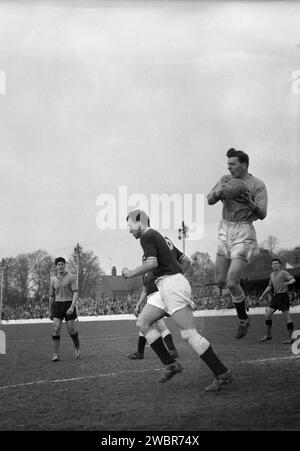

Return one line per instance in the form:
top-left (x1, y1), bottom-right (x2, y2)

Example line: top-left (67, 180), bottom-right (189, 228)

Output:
top-left (269, 293), bottom-right (290, 312)
top-left (52, 301), bottom-right (77, 321)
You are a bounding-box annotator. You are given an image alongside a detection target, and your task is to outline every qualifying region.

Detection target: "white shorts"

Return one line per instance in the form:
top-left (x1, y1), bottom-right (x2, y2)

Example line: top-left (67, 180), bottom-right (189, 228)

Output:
top-left (217, 219), bottom-right (259, 262)
top-left (147, 290), bottom-right (169, 314)
top-left (156, 273), bottom-right (195, 315)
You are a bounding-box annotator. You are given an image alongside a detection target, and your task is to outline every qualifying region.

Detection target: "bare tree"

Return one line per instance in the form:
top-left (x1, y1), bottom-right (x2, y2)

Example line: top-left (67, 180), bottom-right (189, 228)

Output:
top-left (28, 250), bottom-right (54, 302)
top-left (68, 246), bottom-right (104, 299)
top-left (10, 254), bottom-right (30, 304)
top-left (261, 235), bottom-right (279, 254)
top-left (185, 251), bottom-right (216, 291)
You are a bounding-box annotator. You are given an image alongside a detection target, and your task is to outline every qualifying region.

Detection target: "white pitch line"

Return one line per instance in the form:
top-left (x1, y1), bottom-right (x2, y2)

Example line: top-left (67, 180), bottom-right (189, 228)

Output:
top-left (0, 368), bottom-right (160, 392)
top-left (241, 355), bottom-right (300, 364)
top-left (1, 355), bottom-right (300, 391)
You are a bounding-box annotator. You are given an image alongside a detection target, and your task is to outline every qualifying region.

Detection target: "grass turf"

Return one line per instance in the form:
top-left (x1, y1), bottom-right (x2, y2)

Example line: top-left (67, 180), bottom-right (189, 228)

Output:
top-left (0, 313), bottom-right (300, 431)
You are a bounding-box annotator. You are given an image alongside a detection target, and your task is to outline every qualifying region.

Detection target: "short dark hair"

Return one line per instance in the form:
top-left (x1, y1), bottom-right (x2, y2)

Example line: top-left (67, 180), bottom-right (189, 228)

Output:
top-left (226, 148), bottom-right (249, 168)
top-left (55, 257), bottom-right (66, 265)
top-left (126, 209), bottom-right (150, 226)
top-left (272, 258), bottom-right (282, 265)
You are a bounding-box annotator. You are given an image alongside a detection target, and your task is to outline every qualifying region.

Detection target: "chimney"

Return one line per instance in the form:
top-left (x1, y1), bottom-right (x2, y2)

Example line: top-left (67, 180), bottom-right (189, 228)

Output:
top-left (111, 266), bottom-right (117, 276)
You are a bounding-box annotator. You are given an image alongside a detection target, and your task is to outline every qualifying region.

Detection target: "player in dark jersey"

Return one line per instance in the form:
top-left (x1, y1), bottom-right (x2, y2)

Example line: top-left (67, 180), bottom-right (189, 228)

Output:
top-left (258, 258), bottom-right (296, 344)
top-left (128, 238), bottom-right (190, 360)
top-left (122, 209), bottom-right (233, 392)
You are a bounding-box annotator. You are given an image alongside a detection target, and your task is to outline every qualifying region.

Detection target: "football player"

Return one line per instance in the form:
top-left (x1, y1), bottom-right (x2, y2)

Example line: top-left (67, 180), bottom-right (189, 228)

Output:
top-left (259, 258), bottom-right (296, 344)
top-left (207, 148), bottom-right (268, 339)
top-left (49, 257), bottom-right (80, 362)
top-left (123, 210), bottom-right (232, 392)
top-left (128, 237), bottom-right (190, 360)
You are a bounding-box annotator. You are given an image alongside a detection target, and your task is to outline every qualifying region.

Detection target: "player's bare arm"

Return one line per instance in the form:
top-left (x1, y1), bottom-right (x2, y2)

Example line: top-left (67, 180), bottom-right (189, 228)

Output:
top-left (259, 285), bottom-right (273, 301)
top-left (122, 258), bottom-right (158, 279)
top-left (67, 291), bottom-right (78, 314)
top-left (284, 278), bottom-right (296, 287)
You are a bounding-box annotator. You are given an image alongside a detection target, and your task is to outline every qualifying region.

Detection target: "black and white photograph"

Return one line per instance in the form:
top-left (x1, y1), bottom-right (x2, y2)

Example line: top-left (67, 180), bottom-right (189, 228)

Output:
top-left (0, 0), bottom-right (300, 434)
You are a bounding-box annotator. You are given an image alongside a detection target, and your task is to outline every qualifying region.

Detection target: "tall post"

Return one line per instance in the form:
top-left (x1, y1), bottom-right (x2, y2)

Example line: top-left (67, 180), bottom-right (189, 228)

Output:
top-left (178, 221), bottom-right (189, 254)
top-left (182, 221), bottom-right (186, 254)
top-left (74, 244), bottom-right (80, 288)
top-left (74, 244), bottom-right (82, 294)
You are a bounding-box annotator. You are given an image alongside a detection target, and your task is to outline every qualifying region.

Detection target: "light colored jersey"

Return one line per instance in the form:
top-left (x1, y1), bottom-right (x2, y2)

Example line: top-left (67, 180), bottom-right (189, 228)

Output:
top-left (49, 271), bottom-right (78, 302)
top-left (268, 269), bottom-right (294, 294)
top-left (211, 174), bottom-right (267, 223)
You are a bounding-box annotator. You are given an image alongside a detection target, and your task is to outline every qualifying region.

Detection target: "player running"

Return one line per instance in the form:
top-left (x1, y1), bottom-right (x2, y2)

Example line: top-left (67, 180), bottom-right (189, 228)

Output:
top-left (123, 210), bottom-right (232, 392)
top-left (207, 148), bottom-right (268, 339)
top-left (128, 238), bottom-right (190, 360)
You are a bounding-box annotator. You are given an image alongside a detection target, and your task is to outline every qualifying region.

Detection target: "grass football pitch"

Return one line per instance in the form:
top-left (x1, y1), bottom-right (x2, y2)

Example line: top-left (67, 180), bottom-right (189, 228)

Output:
top-left (0, 313), bottom-right (300, 431)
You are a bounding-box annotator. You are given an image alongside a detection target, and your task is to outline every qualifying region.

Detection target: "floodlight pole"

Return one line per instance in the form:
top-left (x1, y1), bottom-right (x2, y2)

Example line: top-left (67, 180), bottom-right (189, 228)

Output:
top-left (74, 244), bottom-right (82, 290)
top-left (178, 221), bottom-right (189, 254)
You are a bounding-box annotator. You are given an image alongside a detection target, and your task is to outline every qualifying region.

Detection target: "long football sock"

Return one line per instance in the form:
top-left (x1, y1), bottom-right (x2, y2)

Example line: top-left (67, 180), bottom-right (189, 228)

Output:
top-left (145, 329), bottom-right (175, 365)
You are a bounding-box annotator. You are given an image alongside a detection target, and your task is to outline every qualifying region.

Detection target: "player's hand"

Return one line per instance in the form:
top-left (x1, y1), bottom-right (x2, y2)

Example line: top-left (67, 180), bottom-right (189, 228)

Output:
top-left (122, 268), bottom-right (134, 279)
top-left (258, 296), bottom-right (264, 302)
top-left (66, 307), bottom-right (74, 315)
top-left (216, 185), bottom-right (225, 200)
top-left (133, 306), bottom-right (140, 317)
top-left (235, 191), bottom-right (251, 204)
top-left (190, 301), bottom-right (197, 311)
top-left (48, 310), bottom-right (54, 320)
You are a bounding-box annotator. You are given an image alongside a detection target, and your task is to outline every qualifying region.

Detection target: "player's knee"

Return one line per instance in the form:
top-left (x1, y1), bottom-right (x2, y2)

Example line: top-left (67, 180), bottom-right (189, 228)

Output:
top-left (180, 329), bottom-right (210, 355)
top-left (156, 320), bottom-right (167, 334)
top-left (136, 315), bottom-right (148, 332)
top-left (53, 326), bottom-right (61, 335)
top-left (180, 329), bottom-right (194, 342)
top-left (226, 277), bottom-right (238, 291)
top-left (265, 312), bottom-right (273, 320)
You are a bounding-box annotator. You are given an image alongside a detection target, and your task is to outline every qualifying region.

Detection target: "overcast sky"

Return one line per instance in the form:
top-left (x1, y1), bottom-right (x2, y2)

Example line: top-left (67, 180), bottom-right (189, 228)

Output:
top-left (0, 0), bottom-right (300, 273)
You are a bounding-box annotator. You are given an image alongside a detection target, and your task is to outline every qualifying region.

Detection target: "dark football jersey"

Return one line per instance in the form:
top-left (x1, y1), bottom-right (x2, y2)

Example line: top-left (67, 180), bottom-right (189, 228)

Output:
top-left (141, 230), bottom-right (184, 295)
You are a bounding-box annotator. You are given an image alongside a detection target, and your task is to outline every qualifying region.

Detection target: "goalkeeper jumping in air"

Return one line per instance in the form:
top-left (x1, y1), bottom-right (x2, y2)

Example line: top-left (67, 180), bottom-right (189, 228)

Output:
top-left (207, 148), bottom-right (268, 339)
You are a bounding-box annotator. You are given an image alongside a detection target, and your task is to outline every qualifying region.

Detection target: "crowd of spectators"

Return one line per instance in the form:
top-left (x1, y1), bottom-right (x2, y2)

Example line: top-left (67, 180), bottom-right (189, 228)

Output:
top-left (1, 291), bottom-right (300, 321)
top-left (78, 294), bottom-right (138, 316)
top-left (2, 300), bottom-right (48, 321)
